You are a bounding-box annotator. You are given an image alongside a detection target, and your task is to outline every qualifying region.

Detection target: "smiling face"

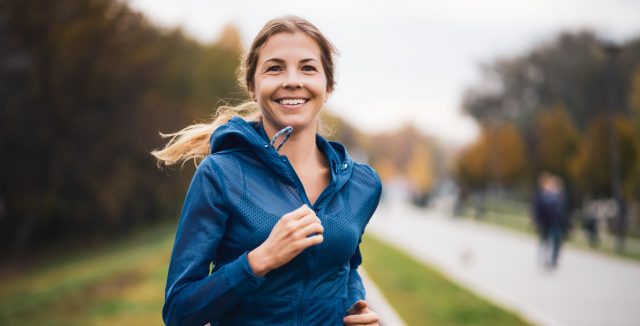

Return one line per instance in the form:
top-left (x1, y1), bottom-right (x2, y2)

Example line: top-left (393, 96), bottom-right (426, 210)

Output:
top-left (251, 32), bottom-right (329, 135)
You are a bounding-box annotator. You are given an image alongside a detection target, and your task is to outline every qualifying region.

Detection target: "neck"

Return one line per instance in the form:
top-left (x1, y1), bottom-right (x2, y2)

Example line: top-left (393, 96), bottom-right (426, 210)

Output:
top-left (263, 121), bottom-right (322, 168)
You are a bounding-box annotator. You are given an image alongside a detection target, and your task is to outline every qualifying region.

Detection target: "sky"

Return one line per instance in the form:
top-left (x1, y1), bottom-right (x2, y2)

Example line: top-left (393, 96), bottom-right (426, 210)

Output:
top-left (127, 0), bottom-right (640, 148)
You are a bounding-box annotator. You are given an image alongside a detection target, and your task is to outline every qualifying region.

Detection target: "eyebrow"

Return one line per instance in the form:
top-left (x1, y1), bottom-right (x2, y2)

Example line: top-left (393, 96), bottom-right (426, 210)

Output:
top-left (263, 58), bottom-right (320, 64)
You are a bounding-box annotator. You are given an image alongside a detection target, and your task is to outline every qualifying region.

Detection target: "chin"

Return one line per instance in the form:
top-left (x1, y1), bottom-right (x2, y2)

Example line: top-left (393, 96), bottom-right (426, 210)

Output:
top-left (281, 116), bottom-right (318, 130)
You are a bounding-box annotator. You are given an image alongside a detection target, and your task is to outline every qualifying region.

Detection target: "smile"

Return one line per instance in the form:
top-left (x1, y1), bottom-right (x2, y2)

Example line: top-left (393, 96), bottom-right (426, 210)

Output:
top-left (276, 98), bottom-right (308, 105)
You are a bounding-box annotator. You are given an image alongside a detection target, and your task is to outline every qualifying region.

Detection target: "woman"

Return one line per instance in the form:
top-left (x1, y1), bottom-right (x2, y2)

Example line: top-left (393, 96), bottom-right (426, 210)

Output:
top-left (153, 15), bottom-right (382, 326)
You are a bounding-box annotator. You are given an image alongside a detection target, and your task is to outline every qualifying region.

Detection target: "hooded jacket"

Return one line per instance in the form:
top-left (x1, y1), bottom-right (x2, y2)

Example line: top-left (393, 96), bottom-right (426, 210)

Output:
top-left (162, 116), bottom-right (382, 326)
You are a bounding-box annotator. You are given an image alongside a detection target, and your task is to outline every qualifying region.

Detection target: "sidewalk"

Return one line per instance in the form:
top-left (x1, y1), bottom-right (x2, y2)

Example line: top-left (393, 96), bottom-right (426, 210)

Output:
top-left (366, 202), bottom-right (640, 326)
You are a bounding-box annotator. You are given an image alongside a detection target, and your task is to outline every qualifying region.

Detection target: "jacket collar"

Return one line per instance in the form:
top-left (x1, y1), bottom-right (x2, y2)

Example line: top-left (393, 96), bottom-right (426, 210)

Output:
top-left (209, 116), bottom-right (353, 191)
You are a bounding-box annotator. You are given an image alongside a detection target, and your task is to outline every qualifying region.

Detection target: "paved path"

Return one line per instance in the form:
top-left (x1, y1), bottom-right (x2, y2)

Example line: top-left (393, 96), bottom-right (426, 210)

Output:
top-left (366, 202), bottom-right (640, 326)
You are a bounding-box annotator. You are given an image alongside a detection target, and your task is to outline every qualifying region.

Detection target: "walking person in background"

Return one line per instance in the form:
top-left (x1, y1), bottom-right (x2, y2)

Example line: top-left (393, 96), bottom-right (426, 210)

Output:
top-left (533, 172), bottom-right (568, 269)
top-left (152, 15), bottom-right (382, 325)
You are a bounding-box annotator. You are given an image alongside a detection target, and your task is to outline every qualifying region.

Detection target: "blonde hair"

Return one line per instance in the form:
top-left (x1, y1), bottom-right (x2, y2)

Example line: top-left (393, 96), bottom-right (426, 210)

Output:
top-left (151, 15), bottom-right (338, 168)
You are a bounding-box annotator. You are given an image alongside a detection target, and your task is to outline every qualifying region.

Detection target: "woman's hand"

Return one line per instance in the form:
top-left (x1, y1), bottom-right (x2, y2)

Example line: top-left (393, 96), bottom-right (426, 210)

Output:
top-left (248, 205), bottom-right (323, 276)
top-left (343, 300), bottom-right (380, 326)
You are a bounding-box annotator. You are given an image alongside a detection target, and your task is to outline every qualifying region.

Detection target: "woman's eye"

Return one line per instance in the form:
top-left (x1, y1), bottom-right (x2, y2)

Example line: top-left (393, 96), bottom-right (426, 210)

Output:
top-left (302, 65), bottom-right (317, 72)
top-left (266, 65), bottom-right (282, 72)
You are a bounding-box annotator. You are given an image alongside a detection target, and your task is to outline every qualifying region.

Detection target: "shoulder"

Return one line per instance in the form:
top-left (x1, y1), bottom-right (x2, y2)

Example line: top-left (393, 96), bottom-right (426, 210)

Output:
top-left (348, 162), bottom-right (382, 221)
top-left (348, 162), bottom-right (383, 207)
top-left (351, 162), bottom-right (382, 191)
top-left (205, 148), bottom-right (255, 171)
top-left (195, 151), bottom-right (247, 182)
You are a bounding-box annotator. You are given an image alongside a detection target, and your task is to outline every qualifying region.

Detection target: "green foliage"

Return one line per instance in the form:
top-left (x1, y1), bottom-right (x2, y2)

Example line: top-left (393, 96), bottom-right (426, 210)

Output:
top-left (457, 30), bottom-right (640, 201)
top-left (456, 122), bottom-right (527, 190)
top-left (568, 115), bottom-right (638, 198)
top-left (534, 105), bottom-right (581, 178)
top-left (0, 0), bottom-right (243, 258)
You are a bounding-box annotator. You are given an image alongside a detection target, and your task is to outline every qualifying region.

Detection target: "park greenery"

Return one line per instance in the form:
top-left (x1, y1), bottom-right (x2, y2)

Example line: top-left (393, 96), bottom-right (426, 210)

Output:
top-left (1, 0), bottom-right (638, 324)
top-left (1, 0), bottom-right (244, 259)
top-left (456, 31), bottom-right (640, 201)
top-left (455, 31), bottom-right (640, 237)
top-left (0, 222), bottom-right (529, 325)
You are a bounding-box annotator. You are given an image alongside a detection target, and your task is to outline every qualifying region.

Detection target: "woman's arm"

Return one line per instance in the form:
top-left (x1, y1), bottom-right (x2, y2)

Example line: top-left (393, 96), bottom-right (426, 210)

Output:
top-left (347, 171), bottom-right (382, 306)
top-left (162, 157), bottom-right (265, 326)
top-left (346, 242), bottom-right (366, 305)
top-left (345, 169), bottom-right (383, 325)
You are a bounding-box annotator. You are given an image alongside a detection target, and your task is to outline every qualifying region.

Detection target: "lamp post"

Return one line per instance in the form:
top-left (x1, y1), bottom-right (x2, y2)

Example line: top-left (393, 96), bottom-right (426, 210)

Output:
top-left (600, 40), bottom-right (624, 253)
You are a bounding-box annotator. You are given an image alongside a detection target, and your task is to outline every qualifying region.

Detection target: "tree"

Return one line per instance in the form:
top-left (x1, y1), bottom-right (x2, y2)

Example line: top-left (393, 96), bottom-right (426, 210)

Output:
top-left (568, 116), bottom-right (638, 199)
top-left (456, 122), bottom-right (527, 190)
top-left (533, 105), bottom-right (580, 178)
top-left (0, 0), bottom-right (243, 259)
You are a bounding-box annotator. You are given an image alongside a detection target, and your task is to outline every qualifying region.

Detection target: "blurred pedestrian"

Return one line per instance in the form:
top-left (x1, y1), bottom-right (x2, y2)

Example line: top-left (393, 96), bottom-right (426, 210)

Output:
top-left (533, 172), bottom-right (568, 269)
top-left (152, 16), bottom-right (381, 326)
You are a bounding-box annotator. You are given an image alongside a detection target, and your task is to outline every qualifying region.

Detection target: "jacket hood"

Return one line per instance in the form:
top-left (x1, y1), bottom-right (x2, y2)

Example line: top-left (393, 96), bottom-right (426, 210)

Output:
top-left (209, 116), bottom-right (354, 192)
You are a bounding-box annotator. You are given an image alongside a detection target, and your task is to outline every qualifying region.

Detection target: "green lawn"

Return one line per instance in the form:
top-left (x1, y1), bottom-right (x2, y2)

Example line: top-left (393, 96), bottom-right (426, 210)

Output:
top-left (0, 223), bottom-right (175, 325)
top-left (1, 222), bottom-right (530, 325)
top-left (361, 234), bottom-right (531, 326)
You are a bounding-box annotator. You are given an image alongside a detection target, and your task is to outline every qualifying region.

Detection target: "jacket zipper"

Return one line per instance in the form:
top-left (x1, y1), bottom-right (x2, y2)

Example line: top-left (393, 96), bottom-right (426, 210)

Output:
top-left (276, 150), bottom-right (340, 324)
top-left (280, 156), bottom-right (313, 324)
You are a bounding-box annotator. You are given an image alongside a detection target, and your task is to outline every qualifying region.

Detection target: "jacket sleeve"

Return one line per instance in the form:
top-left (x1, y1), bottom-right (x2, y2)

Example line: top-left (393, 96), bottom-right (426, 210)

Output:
top-left (346, 170), bottom-right (382, 308)
top-left (162, 156), bottom-right (265, 326)
top-left (346, 240), bottom-right (366, 307)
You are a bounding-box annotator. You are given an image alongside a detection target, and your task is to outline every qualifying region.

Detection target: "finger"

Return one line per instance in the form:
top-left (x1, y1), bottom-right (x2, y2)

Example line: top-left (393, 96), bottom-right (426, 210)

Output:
top-left (298, 233), bottom-right (323, 248)
top-left (283, 204), bottom-right (314, 221)
top-left (355, 300), bottom-right (368, 311)
top-left (343, 311), bottom-right (378, 324)
top-left (296, 222), bottom-right (324, 239)
top-left (348, 300), bottom-right (368, 314)
top-left (295, 213), bottom-right (321, 229)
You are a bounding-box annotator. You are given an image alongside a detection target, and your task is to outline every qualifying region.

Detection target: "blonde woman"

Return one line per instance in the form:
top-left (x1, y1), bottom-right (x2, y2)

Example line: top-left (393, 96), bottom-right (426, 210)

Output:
top-left (154, 16), bottom-right (382, 326)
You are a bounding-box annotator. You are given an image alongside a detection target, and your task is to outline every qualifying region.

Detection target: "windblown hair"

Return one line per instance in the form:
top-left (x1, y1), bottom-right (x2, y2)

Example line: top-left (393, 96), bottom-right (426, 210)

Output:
top-left (151, 15), bottom-right (338, 168)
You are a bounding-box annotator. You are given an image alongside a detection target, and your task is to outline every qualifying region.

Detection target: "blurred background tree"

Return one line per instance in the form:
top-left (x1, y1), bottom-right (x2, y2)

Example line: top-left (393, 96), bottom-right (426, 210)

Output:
top-left (0, 0), bottom-right (243, 260)
top-left (456, 29), bottom-right (640, 236)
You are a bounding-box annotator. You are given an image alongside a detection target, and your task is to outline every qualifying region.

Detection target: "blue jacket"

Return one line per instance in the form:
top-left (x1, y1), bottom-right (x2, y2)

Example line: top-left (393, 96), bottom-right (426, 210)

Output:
top-left (162, 116), bottom-right (382, 325)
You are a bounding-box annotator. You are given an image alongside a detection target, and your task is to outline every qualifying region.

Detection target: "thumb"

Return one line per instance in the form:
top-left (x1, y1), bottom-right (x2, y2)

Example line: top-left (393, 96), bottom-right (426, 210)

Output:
top-left (348, 300), bottom-right (368, 315)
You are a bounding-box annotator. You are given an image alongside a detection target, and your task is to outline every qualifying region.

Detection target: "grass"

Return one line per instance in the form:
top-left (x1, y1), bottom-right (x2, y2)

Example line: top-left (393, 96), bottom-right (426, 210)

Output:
top-left (0, 220), bottom-right (532, 325)
top-left (0, 222), bottom-right (175, 325)
top-left (361, 234), bottom-right (531, 326)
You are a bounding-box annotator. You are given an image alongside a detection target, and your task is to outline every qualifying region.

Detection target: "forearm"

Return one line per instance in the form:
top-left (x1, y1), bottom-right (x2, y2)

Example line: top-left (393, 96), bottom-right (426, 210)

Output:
top-left (346, 267), bottom-right (366, 306)
top-left (163, 252), bottom-right (265, 325)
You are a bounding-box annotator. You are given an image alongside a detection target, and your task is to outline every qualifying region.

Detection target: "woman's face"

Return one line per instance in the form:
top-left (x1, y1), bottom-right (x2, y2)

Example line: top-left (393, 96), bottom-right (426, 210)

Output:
top-left (251, 32), bottom-right (328, 134)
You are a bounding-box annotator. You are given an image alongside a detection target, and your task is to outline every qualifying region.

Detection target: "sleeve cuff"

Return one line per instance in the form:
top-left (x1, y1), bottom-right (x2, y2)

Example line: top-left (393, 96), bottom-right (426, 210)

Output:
top-left (223, 252), bottom-right (266, 294)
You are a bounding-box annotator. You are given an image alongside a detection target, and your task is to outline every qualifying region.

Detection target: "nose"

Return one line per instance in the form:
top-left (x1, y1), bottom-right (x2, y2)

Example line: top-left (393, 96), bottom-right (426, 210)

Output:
top-left (282, 71), bottom-right (304, 89)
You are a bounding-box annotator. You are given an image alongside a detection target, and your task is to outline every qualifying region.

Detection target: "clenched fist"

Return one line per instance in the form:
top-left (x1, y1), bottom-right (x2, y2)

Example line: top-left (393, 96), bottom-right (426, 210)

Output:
top-left (248, 205), bottom-right (323, 276)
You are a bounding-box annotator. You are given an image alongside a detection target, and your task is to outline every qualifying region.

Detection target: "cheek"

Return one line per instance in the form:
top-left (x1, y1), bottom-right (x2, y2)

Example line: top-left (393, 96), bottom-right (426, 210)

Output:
top-left (254, 79), bottom-right (279, 98)
top-left (305, 75), bottom-right (328, 96)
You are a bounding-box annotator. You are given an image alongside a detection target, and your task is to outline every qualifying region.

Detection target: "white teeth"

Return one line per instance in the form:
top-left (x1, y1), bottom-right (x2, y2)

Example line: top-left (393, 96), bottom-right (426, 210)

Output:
top-left (278, 98), bottom-right (306, 105)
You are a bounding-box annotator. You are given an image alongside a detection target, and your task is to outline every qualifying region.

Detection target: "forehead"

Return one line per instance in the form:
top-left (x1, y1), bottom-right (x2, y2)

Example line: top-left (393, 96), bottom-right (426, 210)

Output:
top-left (259, 32), bottom-right (322, 62)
